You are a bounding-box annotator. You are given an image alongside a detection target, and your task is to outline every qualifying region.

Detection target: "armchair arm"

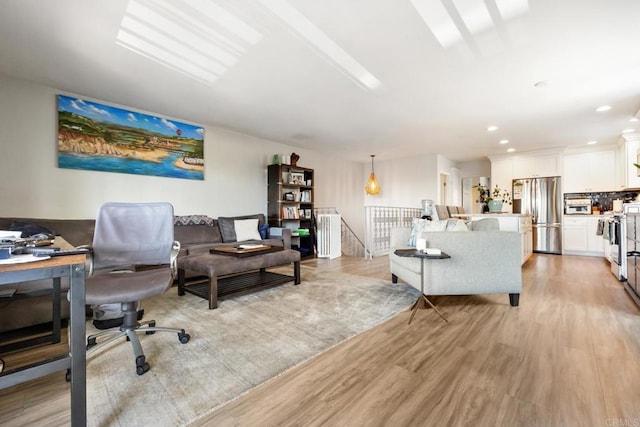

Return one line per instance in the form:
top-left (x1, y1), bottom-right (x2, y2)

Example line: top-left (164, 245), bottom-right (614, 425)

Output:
top-left (170, 240), bottom-right (181, 279)
top-left (267, 227), bottom-right (292, 249)
top-left (76, 244), bottom-right (94, 276)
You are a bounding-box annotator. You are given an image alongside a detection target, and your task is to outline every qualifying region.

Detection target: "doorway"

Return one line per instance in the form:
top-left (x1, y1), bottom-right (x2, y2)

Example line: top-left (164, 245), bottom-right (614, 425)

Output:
top-left (440, 173), bottom-right (448, 205)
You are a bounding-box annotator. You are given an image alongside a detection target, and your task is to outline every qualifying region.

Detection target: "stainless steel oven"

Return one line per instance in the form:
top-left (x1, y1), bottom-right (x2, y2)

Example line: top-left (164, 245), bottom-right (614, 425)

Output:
top-left (608, 215), bottom-right (625, 280)
top-left (624, 203), bottom-right (640, 308)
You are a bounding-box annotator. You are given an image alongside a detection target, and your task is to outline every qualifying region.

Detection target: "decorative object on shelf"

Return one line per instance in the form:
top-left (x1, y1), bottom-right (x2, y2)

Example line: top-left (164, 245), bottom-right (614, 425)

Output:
top-left (290, 152), bottom-right (300, 166)
top-left (365, 154), bottom-right (381, 195)
top-left (289, 172), bottom-right (305, 185)
top-left (272, 154), bottom-right (280, 164)
top-left (476, 184), bottom-right (512, 213)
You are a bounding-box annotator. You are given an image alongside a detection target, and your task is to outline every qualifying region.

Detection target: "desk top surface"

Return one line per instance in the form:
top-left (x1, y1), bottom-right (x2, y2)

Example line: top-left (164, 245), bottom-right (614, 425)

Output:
top-left (0, 236), bottom-right (85, 274)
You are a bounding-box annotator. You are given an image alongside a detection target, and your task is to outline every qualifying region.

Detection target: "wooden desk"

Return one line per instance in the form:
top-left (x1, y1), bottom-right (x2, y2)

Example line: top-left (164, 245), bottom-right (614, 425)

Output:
top-left (0, 250), bottom-right (87, 426)
top-left (0, 237), bottom-right (76, 353)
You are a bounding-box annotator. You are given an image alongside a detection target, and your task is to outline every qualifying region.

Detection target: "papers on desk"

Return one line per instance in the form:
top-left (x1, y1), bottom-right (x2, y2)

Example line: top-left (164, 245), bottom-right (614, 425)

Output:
top-left (0, 254), bottom-right (50, 265)
top-left (424, 248), bottom-right (442, 255)
top-left (0, 230), bottom-right (22, 241)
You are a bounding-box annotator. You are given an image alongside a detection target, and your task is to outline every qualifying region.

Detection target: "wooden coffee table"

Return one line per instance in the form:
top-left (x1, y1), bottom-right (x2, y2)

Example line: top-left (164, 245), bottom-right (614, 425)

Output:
top-left (178, 246), bottom-right (300, 309)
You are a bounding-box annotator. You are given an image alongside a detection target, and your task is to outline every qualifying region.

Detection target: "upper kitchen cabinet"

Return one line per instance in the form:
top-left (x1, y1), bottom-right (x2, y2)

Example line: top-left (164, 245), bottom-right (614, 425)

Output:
top-left (512, 153), bottom-right (562, 179)
top-left (490, 158), bottom-right (513, 209)
top-left (563, 149), bottom-right (616, 193)
top-left (619, 133), bottom-right (640, 189)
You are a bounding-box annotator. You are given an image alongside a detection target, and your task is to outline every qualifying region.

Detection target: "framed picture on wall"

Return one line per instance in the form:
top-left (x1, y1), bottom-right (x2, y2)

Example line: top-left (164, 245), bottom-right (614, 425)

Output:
top-left (57, 94), bottom-right (205, 180)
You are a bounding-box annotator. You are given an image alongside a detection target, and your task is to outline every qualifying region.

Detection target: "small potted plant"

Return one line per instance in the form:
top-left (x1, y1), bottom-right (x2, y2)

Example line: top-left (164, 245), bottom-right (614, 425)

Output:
top-left (476, 184), bottom-right (512, 213)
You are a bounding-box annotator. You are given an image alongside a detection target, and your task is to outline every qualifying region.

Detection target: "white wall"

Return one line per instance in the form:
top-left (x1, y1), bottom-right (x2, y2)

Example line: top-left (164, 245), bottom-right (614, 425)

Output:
top-left (457, 159), bottom-right (491, 179)
top-left (364, 155), bottom-right (438, 209)
top-left (0, 75), bottom-right (366, 236)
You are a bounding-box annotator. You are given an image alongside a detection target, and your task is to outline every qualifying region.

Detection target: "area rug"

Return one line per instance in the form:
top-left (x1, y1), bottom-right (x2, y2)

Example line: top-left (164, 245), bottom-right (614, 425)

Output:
top-left (86, 267), bottom-right (419, 427)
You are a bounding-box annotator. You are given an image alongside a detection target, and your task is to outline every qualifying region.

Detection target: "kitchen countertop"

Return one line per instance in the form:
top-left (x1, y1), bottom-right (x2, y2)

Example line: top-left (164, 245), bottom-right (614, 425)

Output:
top-left (463, 213), bottom-right (531, 218)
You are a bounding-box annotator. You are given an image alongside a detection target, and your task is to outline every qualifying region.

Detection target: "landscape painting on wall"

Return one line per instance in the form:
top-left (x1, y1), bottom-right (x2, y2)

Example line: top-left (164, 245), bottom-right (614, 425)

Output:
top-left (57, 95), bottom-right (204, 180)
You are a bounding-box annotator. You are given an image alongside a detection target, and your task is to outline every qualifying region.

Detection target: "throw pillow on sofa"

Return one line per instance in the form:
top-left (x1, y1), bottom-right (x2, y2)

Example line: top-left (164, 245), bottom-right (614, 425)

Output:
top-left (218, 214), bottom-right (264, 242)
top-left (445, 219), bottom-right (470, 232)
top-left (407, 218), bottom-right (447, 246)
top-left (234, 219), bottom-right (262, 241)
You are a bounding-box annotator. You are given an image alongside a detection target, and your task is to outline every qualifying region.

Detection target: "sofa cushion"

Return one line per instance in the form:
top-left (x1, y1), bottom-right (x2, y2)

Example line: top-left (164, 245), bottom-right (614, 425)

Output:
top-left (218, 214), bottom-right (265, 242)
top-left (234, 218), bottom-right (262, 241)
top-left (174, 223), bottom-right (222, 245)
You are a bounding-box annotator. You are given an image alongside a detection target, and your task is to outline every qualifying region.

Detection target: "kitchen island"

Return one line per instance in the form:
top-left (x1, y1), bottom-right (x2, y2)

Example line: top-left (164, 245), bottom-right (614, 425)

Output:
top-left (465, 213), bottom-right (533, 265)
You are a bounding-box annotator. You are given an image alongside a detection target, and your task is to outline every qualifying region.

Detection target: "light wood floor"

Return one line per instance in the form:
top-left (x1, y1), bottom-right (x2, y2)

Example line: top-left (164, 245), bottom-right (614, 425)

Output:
top-left (1, 254), bottom-right (639, 426)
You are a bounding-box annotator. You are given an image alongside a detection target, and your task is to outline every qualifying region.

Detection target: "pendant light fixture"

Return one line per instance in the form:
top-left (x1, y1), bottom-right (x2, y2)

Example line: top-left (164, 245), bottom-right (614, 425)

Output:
top-left (365, 154), bottom-right (381, 195)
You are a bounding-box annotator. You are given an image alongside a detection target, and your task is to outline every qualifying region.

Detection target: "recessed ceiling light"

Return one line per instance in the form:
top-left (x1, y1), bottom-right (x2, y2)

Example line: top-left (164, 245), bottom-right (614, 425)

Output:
top-left (507, 148), bottom-right (515, 153)
top-left (631, 117), bottom-right (639, 123)
top-left (587, 140), bottom-right (598, 145)
top-left (499, 139), bottom-right (509, 144)
top-left (487, 125), bottom-right (498, 131)
top-left (596, 105), bottom-right (611, 112)
top-left (622, 128), bottom-right (636, 134)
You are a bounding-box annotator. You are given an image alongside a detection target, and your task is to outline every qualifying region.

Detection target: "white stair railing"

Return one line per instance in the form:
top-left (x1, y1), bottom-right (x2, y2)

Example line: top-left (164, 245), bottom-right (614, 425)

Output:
top-left (364, 206), bottom-right (422, 259)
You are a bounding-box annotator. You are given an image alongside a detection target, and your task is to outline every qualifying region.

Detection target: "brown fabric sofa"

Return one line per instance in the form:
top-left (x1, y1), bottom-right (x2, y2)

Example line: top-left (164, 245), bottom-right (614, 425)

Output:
top-left (0, 213), bottom-right (291, 335)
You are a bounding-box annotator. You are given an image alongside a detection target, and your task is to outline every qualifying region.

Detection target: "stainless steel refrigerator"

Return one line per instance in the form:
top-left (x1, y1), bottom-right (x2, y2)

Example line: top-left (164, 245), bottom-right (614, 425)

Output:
top-left (512, 177), bottom-right (562, 254)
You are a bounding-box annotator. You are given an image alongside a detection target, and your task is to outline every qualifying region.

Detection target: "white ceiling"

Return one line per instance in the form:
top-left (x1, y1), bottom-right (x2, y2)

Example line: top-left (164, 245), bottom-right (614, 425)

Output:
top-left (1, 0), bottom-right (639, 163)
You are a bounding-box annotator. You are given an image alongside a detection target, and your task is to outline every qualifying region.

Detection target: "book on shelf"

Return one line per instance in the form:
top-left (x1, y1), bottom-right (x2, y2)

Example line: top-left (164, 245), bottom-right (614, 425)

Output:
top-left (281, 206), bottom-right (299, 219)
top-left (300, 190), bottom-right (312, 202)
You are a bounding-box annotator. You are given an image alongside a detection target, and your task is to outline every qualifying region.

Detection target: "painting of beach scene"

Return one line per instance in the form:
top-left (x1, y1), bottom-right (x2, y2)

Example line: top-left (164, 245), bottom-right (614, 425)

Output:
top-left (57, 94), bottom-right (204, 180)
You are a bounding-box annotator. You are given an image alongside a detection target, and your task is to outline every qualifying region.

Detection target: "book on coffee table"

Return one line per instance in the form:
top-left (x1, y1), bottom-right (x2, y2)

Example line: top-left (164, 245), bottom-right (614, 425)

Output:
top-left (237, 244), bottom-right (267, 250)
top-left (210, 244), bottom-right (284, 257)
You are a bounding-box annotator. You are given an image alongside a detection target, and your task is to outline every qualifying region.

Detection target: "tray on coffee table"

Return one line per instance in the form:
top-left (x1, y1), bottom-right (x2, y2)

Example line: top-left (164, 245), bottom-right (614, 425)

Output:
top-left (210, 244), bottom-right (284, 257)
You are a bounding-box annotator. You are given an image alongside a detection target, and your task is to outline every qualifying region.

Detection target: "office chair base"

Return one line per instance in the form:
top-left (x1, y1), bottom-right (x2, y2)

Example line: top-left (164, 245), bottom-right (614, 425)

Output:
top-left (85, 323), bottom-right (190, 375)
top-left (79, 302), bottom-right (190, 376)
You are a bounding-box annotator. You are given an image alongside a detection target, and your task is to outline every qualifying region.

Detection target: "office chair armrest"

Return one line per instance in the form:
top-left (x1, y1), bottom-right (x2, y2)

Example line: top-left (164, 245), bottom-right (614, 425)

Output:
top-left (170, 241), bottom-right (181, 279)
top-left (76, 244), bottom-right (94, 276)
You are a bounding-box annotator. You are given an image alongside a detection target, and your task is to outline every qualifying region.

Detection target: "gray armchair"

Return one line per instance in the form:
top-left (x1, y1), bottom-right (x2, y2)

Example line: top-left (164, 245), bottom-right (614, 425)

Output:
top-left (84, 202), bottom-right (190, 375)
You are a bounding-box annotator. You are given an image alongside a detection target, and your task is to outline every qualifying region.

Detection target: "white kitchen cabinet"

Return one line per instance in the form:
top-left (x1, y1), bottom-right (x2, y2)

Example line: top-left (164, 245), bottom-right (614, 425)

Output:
top-left (520, 216), bottom-right (533, 264)
top-left (470, 214), bottom-right (532, 264)
top-left (562, 216), bottom-right (604, 256)
top-left (586, 217), bottom-right (604, 254)
top-left (620, 134), bottom-right (640, 189)
top-left (512, 154), bottom-right (561, 179)
top-left (562, 150), bottom-right (616, 192)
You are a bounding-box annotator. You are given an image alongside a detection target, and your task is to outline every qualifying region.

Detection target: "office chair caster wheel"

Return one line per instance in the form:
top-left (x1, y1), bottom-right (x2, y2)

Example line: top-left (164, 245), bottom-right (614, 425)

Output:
top-left (86, 337), bottom-right (97, 349)
top-left (65, 369), bottom-right (71, 382)
top-left (146, 320), bottom-right (156, 335)
top-left (136, 355), bottom-right (150, 375)
top-left (178, 332), bottom-right (190, 344)
top-left (136, 362), bottom-right (150, 375)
